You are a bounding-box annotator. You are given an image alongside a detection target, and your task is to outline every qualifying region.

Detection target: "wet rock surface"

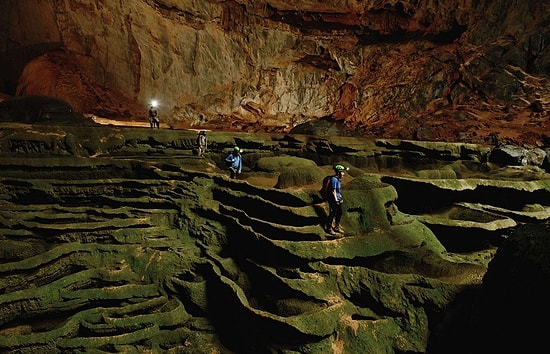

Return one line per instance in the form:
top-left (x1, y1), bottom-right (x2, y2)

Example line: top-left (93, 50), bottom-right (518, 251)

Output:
top-left (1, 1), bottom-right (549, 146)
top-left (0, 123), bottom-right (548, 353)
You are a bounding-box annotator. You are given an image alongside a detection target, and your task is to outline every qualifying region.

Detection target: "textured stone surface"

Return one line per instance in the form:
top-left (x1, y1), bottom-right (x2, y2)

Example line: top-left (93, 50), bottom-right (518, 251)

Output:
top-left (0, 0), bottom-right (548, 145)
top-left (0, 123), bottom-right (548, 352)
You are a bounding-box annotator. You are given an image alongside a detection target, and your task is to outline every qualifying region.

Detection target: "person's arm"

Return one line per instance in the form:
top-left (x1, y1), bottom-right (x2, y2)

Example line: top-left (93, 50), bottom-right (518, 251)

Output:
top-left (225, 153), bottom-right (232, 163)
top-left (330, 177), bottom-right (340, 203)
top-left (238, 155), bottom-right (242, 173)
top-left (331, 188), bottom-right (338, 202)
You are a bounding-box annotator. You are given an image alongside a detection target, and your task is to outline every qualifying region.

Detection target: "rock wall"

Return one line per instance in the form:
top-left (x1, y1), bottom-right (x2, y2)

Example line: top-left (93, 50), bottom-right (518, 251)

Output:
top-left (0, 123), bottom-right (549, 352)
top-left (0, 0), bottom-right (549, 143)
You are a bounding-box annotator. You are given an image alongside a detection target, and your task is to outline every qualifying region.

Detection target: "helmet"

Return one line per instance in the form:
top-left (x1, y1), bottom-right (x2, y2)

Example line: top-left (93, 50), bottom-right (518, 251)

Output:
top-left (333, 164), bottom-right (349, 172)
top-left (233, 146), bottom-right (240, 152)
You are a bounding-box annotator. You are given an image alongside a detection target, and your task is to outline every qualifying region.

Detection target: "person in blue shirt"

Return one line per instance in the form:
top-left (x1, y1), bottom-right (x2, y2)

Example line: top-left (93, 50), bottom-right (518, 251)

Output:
top-left (225, 146), bottom-right (242, 179)
top-left (325, 164), bottom-right (348, 235)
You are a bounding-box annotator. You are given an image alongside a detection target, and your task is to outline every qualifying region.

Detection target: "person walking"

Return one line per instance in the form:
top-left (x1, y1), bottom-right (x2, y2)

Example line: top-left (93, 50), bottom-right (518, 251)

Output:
top-left (224, 146), bottom-right (242, 179)
top-left (325, 164), bottom-right (348, 235)
top-left (196, 130), bottom-right (208, 156)
top-left (148, 104), bottom-right (160, 128)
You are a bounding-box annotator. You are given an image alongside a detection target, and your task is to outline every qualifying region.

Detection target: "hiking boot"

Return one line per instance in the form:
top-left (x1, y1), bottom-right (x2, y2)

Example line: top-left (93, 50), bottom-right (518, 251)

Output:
top-left (324, 225), bottom-right (336, 235)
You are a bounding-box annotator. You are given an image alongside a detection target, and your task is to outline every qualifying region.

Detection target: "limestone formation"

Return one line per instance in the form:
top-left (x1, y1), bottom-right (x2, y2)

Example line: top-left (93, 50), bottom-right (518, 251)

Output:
top-left (0, 123), bottom-right (548, 352)
top-left (0, 1), bottom-right (548, 145)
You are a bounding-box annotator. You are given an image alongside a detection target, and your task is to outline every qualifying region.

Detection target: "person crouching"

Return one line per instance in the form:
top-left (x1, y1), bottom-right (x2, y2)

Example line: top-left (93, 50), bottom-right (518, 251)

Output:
top-left (224, 146), bottom-right (242, 179)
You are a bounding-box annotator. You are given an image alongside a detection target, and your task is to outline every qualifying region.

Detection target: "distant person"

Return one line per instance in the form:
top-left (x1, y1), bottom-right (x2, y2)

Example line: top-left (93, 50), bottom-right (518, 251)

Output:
top-left (196, 130), bottom-right (208, 156)
top-left (225, 146), bottom-right (242, 179)
top-left (324, 164), bottom-right (348, 235)
top-left (148, 104), bottom-right (159, 128)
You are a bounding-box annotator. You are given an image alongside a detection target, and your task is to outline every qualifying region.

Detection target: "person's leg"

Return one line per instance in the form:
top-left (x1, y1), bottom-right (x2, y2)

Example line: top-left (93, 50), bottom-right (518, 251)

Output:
top-left (326, 201), bottom-right (336, 232)
top-left (333, 204), bottom-right (343, 233)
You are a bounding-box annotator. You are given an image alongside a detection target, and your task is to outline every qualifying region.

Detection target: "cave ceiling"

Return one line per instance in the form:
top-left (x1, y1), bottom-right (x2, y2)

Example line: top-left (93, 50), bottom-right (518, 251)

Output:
top-left (0, 0), bottom-right (548, 145)
top-left (0, 1), bottom-right (550, 351)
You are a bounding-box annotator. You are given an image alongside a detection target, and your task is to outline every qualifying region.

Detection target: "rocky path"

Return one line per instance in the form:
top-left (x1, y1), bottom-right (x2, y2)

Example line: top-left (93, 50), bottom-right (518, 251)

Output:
top-left (0, 124), bottom-right (548, 353)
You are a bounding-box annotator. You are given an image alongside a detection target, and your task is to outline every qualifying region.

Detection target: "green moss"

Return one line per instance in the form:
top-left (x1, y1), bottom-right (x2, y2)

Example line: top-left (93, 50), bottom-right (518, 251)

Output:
top-left (256, 155), bottom-right (318, 172)
top-left (275, 167), bottom-right (325, 189)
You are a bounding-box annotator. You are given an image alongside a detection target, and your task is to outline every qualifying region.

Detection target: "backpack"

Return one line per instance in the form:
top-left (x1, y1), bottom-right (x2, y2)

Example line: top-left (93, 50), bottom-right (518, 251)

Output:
top-left (319, 175), bottom-right (333, 200)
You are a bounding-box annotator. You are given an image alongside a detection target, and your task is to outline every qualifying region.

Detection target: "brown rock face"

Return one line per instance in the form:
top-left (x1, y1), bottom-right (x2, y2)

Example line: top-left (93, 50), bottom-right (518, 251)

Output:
top-left (0, 0), bottom-right (549, 144)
